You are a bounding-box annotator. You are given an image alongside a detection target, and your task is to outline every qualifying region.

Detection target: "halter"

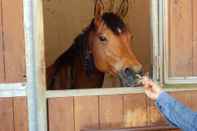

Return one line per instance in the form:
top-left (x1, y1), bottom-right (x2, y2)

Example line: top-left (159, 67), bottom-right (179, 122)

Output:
top-left (81, 27), bottom-right (96, 77)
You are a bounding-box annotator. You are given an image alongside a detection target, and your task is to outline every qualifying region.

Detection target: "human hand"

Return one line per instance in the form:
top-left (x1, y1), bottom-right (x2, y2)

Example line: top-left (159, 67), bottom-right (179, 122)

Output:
top-left (142, 77), bottom-right (162, 100)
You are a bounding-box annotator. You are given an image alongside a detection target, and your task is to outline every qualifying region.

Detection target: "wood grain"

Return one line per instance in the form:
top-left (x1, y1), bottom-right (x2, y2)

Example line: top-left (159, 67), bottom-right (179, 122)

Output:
top-left (74, 96), bottom-right (99, 131)
top-left (123, 94), bottom-right (148, 127)
top-left (0, 98), bottom-right (14, 131)
top-left (193, 0), bottom-right (197, 42)
top-left (169, 0), bottom-right (193, 77)
top-left (43, 0), bottom-right (95, 66)
top-left (45, 91), bottom-right (197, 131)
top-left (2, 0), bottom-right (25, 82)
top-left (147, 99), bottom-right (167, 126)
top-left (190, 90), bottom-right (197, 111)
top-left (170, 91), bottom-right (192, 108)
top-left (0, 0), bottom-right (4, 82)
top-left (127, 0), bottom-right (151, 73)
top-left (13, 97), bottom-right (28, 131)
top-left (99, 95), bottom-right (123, 128)
top-left (48, 97), bottom-right (75, 131)
top-left (193, 0), bottom-right (197, 75)
top-left (82, 126), bottom-right (180, 131)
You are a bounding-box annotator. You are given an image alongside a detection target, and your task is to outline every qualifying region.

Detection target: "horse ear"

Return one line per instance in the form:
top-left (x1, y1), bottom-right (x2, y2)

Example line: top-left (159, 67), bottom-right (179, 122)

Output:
top-left (94, 0), bottom-right (104, 28)
top-left (116, 0), bottom-right (129, 18)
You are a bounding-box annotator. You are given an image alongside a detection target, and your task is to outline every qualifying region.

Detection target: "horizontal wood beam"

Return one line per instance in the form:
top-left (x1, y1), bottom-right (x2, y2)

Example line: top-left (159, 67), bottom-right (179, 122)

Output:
top-left (82, 126), bottom-right (179, 131)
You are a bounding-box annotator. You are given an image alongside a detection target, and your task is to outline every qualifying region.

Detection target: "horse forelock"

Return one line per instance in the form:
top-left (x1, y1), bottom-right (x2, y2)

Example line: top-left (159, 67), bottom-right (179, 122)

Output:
top-left (102, 12), bottom-right (126, 35)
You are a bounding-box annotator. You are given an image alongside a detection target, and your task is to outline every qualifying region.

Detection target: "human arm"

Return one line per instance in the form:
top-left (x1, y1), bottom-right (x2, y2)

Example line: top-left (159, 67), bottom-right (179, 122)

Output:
top-left (142, 77), bottom-right (197, 131)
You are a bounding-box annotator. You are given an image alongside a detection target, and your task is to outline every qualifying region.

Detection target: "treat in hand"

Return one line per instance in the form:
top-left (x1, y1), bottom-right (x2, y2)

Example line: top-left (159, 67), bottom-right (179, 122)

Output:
top-left (141, 76), bottom-right (162, 100)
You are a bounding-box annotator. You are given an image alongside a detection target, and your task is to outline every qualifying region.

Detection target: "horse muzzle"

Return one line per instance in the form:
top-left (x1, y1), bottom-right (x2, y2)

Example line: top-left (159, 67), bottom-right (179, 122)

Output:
top-left (118, 68), bottom-right (144, 87)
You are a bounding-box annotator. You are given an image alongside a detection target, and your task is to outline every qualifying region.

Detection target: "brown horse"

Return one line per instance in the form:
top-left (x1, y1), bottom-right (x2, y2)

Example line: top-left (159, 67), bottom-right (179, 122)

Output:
top-left (47, 1), bottom-right (143, 90)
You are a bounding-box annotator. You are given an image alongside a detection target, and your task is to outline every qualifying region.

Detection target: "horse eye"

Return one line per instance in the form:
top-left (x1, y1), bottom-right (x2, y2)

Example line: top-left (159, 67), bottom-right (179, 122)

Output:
top-left (99, 35), bottom-right (107, 42)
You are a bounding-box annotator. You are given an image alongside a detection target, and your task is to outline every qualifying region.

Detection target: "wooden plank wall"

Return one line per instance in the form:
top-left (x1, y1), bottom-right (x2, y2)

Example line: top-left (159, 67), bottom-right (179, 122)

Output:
top-left (127, 0), bottom-right (151, 73)
top-left (0, 0), bottom-right (4, 82)
top-left (0, 0), bottom-right (28, 130)
top-left (193, 0), bottom-right (197, 75)
top-left (0, 97), bottom-right (28, 131)
top-left (48, 90), bottom-right (197, 131)
top-left (169, 0), bottom-right (197, 77)
top-left (0, 0), bottom-right (26, 83)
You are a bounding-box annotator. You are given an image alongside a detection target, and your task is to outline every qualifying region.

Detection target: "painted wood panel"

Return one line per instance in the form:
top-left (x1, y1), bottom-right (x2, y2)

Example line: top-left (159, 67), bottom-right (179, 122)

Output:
top-left (190, 91), bottom-right (197, 111)
top-left (43, 0), bottom-right (94, 67)
top-left (47, 91), bottom-right (197, 131)
top-left (147, 99), bottom-right (167, 126)
top-left (193, 0), bottom-right (197, 75)
top-left (2, 0), bottom-right (25, 82)
top-left (169, 0), bottom-right (193, 77)
top-left (13, 97), bottom-right (28, 131)
top-left (127, 0), bottom-right (151, 72)
top-left (74, 96), bottom-right (99, 131)
top-left (170, 91), bottom-right (192, 108)
top-left (48, 97), bottom-right (75, 131)
top-left (123, 94), bottom-right (148, 127)
top-left (0, 0), bottom-right (4, 82)
top-left (0, 97), bottom-right (28, 131)
top-left (99, 95), bottom-right (123, 128)
top-left (82, 126), bottom-right (180, 131)
top-left (0, 98), bottom-right (14, 131)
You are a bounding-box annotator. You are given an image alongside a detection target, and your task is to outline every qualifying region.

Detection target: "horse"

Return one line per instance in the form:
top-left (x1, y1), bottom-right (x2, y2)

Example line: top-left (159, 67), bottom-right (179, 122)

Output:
top-left (47, 1), bottom-right (143, 90)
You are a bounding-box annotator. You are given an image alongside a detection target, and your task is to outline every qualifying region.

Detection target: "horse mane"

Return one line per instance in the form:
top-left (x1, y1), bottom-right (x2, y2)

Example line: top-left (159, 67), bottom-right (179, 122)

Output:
top-left (49, 19), bottom-right (96, 82)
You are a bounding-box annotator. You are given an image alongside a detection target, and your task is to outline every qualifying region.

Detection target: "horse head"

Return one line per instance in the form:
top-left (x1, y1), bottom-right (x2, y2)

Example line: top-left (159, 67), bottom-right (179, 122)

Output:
top-left (86, 0), bottom-right (143, 87)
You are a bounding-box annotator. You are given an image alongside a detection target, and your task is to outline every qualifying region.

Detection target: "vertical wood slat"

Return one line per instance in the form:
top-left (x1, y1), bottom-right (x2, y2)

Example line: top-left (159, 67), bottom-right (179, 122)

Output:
top-left (74, 96), bottom-right (99, 131)
top-left (193, 0), bottom-right (197, 75)
top-left (128, 0), bottom-right (151, 73)
top-left (13, 97), bottom-right (28, 131)
top-left (169, 0), bottom-right (193, 77)
top-left (123, 94), bottom-right (148, 127)
top-left (48, 97), bottom-right (75, 131)
top-left (170, 91), bottom-right (192, 108)
top-left (0, 98), bottom-right (14, 131)
top-left (99, 95), bottom-right (123, 128)
top-left (0, 0), bottom-right (4, 82)
top-left (190, 91), bottom-right (197, 111)
top-left (46, 91), bottom-right (197, 131)
top-left (2, 0), bottom-right (25, 82)
top-left (148, 91), bottom-right (193, 126)
top-left (147, 99), bottom-right (167, 126)
top-left (192, 0), bottom-right (197, 42)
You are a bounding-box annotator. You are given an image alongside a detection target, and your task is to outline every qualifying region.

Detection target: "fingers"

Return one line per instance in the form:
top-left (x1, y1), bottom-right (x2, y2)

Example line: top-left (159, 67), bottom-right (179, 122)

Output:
top-left (142, 76), bottom-right (151, 84)
top-left (141, 76), bottom-right (162, 100)
top-left (142, 77), bottom-right (153, 87)
top-left (142, 77), bottom-right (156, 93)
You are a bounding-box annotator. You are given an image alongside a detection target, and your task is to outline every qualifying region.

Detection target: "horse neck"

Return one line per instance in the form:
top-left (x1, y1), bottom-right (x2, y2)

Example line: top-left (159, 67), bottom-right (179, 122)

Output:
top-left (55, 29), bottom-right (104, 72)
